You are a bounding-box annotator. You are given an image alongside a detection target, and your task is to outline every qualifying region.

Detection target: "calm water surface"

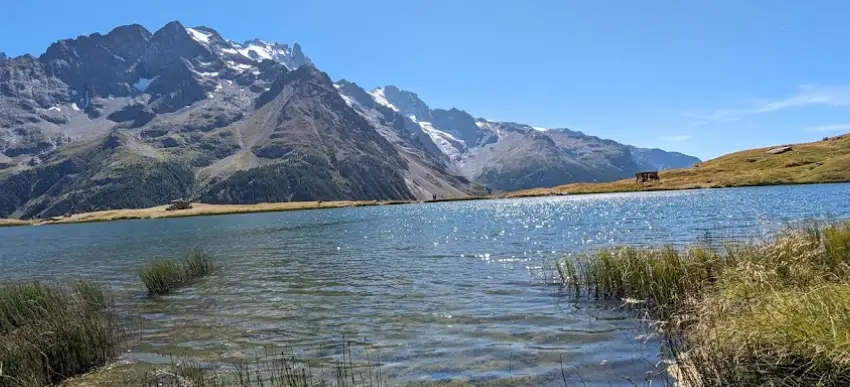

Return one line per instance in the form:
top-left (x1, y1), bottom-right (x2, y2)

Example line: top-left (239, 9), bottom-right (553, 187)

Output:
top-left (3, 184), bottom-right (850, 385)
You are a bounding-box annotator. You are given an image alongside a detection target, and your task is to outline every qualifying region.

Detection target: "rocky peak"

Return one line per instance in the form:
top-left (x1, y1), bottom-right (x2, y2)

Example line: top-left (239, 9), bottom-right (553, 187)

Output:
top-left (291, 42), bottom-right (310, 68)
top-left (39, 23), bottom-right (151, 98)
top-left (431, 108), bottom-right (483, 146)
top-left (0, 52), bottom-right (7, 61)
top-left (229, 39), bottom-right (312, 70)
top-left (142, 21), bottom-right (215, 76)
top-left (381, 85), bottom-right (432, 121)
top-left (336, 80), bottom-right (375, 108)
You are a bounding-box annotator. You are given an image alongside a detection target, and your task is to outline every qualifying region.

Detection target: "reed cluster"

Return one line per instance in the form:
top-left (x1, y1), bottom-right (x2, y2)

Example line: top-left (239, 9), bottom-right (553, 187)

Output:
top-left (559, 222), bottom-right (850, 386)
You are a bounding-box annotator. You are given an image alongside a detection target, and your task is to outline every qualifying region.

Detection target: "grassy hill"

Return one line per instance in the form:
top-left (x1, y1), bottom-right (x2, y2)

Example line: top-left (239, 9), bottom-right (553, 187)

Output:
top-left (506, 134), bottom-right (850, 197)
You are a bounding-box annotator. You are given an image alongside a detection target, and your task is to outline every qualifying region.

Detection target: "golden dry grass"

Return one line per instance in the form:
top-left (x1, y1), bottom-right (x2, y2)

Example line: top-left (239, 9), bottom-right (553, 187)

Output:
top-left (34, 200), bottom-right (413, 226)
top-left (0, 218), bottom-right (32, 227)
top-left (506, 134), bottom-right (850, 197)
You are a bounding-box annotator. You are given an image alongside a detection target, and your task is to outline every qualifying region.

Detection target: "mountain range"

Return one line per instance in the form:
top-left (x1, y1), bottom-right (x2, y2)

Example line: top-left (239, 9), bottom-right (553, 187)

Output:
top-left (0, 21), bottom-right (699, 219)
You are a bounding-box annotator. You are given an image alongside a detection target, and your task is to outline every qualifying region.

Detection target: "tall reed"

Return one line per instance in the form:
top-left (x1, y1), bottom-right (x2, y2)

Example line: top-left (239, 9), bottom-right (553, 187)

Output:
top-left (0, 280), bottom-right (120, 387)
top-left (558, 222), bottom-right (850, 386)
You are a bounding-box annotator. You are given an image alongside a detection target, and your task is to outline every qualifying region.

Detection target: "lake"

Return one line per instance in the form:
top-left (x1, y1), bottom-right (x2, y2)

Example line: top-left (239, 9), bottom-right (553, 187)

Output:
top-left (2, 184), bottom-right (850, 385)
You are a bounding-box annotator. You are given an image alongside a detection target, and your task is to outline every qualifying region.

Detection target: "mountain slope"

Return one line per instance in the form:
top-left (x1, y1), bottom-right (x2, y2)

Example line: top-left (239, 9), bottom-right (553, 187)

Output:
top-left (507, 135), bottom-right (850, 196)
top-left (628, 146), bottom-right (700, 171)
top-left (200, 66), bottom-right (415, 203)
top-left (371, 86), bottom-right (700, 190)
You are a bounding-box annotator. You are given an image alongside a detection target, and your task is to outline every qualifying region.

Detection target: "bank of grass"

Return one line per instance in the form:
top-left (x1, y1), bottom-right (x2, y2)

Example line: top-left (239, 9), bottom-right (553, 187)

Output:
top-left (0, 218), bottom-right (31, 227)
top-left (0, 280), bottom-right (120, 387)
top-left (139, 251), bottom-right (215, 295)
top-left (35, 200), bottom-right (414, 226)
top-left (508, 134), bottom-right (850, 197)
top-left (559, 221), bottom-right (850, 386)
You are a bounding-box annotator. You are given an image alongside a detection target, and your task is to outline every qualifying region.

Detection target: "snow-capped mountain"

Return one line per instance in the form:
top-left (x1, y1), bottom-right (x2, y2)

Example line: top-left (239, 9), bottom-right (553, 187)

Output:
top-left (337, 85), bottom-right (700, 190)
top-left (0, 20), bottom-right (697, 218)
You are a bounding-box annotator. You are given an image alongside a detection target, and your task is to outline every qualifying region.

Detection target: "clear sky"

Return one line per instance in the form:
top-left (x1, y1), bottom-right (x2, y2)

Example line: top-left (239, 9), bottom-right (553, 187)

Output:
top-left (2, 0), bottom-right (849, 160)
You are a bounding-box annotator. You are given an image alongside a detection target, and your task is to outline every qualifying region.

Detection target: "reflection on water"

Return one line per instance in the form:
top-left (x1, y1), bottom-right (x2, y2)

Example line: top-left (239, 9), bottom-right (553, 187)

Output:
top-left (3, 184), bottom-right (850, 385)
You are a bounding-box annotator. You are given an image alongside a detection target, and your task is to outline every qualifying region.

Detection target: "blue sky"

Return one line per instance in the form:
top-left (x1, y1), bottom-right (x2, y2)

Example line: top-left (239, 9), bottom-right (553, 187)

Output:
top-left (2, 0), bottom-right (849, 160)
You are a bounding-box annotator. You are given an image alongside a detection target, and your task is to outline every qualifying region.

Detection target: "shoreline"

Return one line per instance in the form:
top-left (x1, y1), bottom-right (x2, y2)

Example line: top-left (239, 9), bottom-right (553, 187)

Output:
top-left (2, 200), bottom-right (415, 228)
top-left (504, 178), bottom-right (850, 198)
top-left (2, 180), bottom-right (848, 228)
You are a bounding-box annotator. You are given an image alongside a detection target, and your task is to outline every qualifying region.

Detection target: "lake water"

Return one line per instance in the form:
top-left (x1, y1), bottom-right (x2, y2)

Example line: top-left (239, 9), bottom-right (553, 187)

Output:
top-left (3, 184), bottom-right (850, 386)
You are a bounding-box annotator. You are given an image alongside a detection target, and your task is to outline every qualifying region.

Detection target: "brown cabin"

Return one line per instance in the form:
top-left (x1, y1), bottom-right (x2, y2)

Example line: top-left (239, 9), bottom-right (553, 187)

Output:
top-left (635, 171), bottom-right (660, 183)
top-left (166, 199), bottom-right (192, 211)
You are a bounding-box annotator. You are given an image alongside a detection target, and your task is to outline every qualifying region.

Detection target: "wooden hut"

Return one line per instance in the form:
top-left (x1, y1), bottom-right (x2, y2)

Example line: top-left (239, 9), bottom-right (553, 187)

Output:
top-left (166, 199), bottom-right (192, 211)
top-left (635, 171), bottom-right (660, 183)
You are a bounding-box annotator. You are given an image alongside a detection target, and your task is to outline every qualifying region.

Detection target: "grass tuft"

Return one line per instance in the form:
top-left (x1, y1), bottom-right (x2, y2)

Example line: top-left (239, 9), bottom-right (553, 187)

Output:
top-left (139, 250), bottom-right (215, 295)
top-left (0, 280), bottom-right (119, 387)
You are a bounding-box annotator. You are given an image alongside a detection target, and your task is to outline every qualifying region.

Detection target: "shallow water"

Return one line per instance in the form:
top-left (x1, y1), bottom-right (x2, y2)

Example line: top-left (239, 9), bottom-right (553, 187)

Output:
top-left (3, 184), bottom-right (850, 385)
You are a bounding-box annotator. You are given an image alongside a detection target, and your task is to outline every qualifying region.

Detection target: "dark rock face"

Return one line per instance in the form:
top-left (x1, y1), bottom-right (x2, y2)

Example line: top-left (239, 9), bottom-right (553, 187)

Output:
top-left (431, 108), bottom-right (482, 145)
top-left (336, 80), bottom-right (375, 108)
top-left (40, 24), bottom-right (151, 100)
top-left (141, 21), bottom-right (214, 76)
top-left (0, 55), bottom-right (68, 106)
top-left (0, 55), bottom-right (72, 158)
top-left (145, 59), bottom-right (211, 114)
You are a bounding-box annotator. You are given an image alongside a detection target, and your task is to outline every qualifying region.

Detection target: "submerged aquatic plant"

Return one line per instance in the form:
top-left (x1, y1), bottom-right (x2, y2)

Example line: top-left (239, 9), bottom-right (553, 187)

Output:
top-left (139, 250), bottom-right (215, 296)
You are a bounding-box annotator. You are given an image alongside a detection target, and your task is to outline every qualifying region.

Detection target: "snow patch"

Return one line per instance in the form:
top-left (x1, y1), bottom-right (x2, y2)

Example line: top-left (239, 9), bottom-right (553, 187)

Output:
top-left (134, 77), bottom-right (156, 92)
top-left (47, 106), bottom-right (61, 112)
top-left (225, 61), bottom-right (253, 71)
top-left (112, 54), bottom-right (126, 62)
top-left (418, 121), bottom-right (464, 160)
top-left (207, 92), bottom-right (215, 99)
top-left (70, 103), bottom-right (80, 111)
top-left (198, 71), bottom-right (220, 77)
top-left (214, 83), bottom-right (222, 91)
top-left (369, 88), bottom-right (398, 112)
top-left (186, 28), bottom-right (211, 44)
top-left (230, 40), bottom-right (294, 69)
top-left (532, 126), bottom-right (547, 132)
top-left (238, 44), bottom-right (273, 61)
top-left (220, 47), bottom-right (238, 55)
